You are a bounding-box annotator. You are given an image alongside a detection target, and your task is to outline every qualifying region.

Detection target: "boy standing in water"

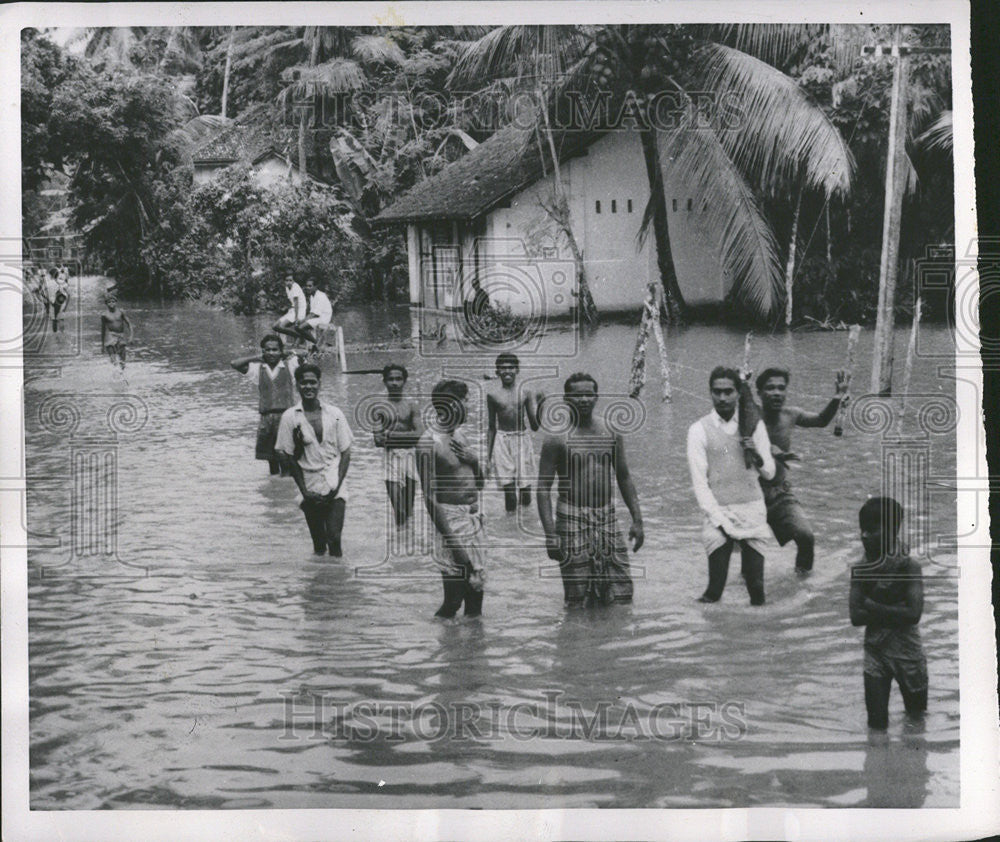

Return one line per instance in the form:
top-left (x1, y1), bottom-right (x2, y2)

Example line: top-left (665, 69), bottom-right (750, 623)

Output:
top-left (275, 364), bottom-right (353, 557)
top-left (687, 366), bottom-right (775, 605)
top-left (100, 292), bottom-right (133, 369)
top-left (537, 372), bottom-right (644, 607)
top-left (487, 353), bottom-right (540, 512)
top-left (231, 335), bottom-right (300, 475)
top-left (373, 363), bottom-right (423, 527)
top-left (416, 379), bottom-right (487, 618)
top-left (849, 497), bottom-right (927, 731)
top-left (756, 367), bottom-right (849, 573)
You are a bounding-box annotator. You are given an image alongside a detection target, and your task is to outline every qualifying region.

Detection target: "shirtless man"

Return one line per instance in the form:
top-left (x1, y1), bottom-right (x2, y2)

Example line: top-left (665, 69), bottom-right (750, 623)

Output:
top-left (756, 367), bottom-right (849, 573)
top-left (100, 293), bottom-right (133, 369)
top-left (537, 372), bottom-right (644, 607)
top-left (487, 353), bottom-right (540, 512)
top-left (373, 363), bottom-right (423, 526)
top-left (416, 379), bottom-right (487, 618)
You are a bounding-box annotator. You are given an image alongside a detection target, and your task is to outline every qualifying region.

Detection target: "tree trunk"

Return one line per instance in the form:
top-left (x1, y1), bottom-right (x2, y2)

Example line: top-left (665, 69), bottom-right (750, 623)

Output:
top-left (220, 27), bottom-right (234, 119)
top-left (784, 187), bottom-right (802, 327)
top-left (871, 26), bottom-right (910, 396)
top-left (537, 99), bottom-right (596, 323)
top-left (638, 127), bottom-right (685, 324)
top-left (825, 202), bottom-right (832, 266)
top-left (298, 109), bottom-right (308, 177)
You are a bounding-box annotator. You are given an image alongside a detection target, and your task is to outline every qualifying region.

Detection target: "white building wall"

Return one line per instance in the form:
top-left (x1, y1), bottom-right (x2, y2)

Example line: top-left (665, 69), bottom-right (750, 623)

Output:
top-left (410, 130), bottom-right (732, 313)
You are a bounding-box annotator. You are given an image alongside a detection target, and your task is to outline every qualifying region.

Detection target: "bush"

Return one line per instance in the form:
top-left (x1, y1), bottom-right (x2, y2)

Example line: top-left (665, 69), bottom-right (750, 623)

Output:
top-left (144, 166), bottom-right (366, 313)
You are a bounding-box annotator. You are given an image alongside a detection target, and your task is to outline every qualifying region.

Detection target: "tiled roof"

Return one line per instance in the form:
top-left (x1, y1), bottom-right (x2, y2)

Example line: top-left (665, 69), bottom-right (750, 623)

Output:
top-left (192, 120), bottom-right (282, 164)
top-left (373, 125), bottom-right (594, 225)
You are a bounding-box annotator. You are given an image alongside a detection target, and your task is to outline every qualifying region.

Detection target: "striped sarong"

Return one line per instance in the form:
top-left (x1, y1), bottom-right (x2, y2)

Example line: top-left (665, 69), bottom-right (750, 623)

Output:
top-left (555, 499), bottom-right (633, 606)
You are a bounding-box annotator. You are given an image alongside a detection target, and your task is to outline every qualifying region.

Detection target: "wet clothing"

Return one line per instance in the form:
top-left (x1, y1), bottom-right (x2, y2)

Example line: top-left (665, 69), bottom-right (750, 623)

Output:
top-left (432, 501), bottom-right (486, 578)
top-left (104, 329), bottom-right (126, 350)
top-left (275, 400), bottom-right (354, 500)
top-left (385, 447), bottom-right (419, 485)
top-left (852, 554), bottom-right (928, 728)
top-left (555, 498), bottom-right (633, 606)
top-left (761, 480), bottom-right (811, 547)
top-left (246, 359), bottom-right (297, 463)
top-left (492, 429), bottom-right (536, 489)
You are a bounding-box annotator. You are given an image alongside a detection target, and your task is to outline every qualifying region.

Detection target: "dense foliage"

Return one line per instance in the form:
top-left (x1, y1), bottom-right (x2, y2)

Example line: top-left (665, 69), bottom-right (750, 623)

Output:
top-left (22, 24), bottom-right (954, 324)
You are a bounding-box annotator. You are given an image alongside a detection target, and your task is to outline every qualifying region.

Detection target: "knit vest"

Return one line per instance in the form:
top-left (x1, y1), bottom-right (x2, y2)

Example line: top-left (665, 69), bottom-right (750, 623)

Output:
top-left (701, 415), bottom-right (763, 506)
top-left (258, 364), bottom-right (295, 413)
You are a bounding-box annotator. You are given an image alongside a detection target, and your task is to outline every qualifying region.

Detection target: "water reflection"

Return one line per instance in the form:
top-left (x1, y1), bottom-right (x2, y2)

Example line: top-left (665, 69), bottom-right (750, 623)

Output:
top-left (23, 279), bottom-right (959, 808)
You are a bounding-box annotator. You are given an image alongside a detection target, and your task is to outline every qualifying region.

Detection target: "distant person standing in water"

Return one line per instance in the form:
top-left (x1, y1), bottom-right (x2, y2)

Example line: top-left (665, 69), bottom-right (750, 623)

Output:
top-left (487, 353), bottom-right (540, 513)
top-left (755, 367), bottom-right (849, 574)
top-left (373, 364), bottom-right (423, 527)
top-left (416, 379), bottom-right (487, 618)
top-left (100, 292), bottom-right (133, 369)
top-left (46, 267), bottom-right (69, 333)
top-left (849, 497), bottom-right (927, 731)
top-left (275, 364), bottom-right (354, 557)
top-left (537, 372), bottom-right (644, 608)
top-left (687, 366), bottom-right (775, 605)
top-left (230, 334), bottom-right (301, 475)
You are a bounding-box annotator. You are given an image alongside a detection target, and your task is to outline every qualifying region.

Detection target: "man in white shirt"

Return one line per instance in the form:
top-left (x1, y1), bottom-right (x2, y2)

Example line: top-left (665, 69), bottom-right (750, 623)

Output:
top-left (272, 272), bottom-right (308, 342)
top-left (686, 366), bottom-right (776, 605)
top-left (275, 363), bottom-right (354, 557)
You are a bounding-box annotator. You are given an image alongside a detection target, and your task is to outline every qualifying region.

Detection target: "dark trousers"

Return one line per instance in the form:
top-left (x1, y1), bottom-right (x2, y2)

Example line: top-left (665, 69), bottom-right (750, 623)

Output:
top-left (864, 673), bottom-right (928, 730)
top-left (301, 496), bottom-right (346, 555)
top-left (435, 573), bottom-right (483, 618)
top-left (703, 540), bottom-right (765, 605)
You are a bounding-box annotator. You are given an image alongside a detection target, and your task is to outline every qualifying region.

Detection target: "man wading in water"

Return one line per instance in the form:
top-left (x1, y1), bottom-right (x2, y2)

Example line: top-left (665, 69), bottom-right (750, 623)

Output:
top-left (756, 367), bottom-right (849, 574)
top-left (537, 372), bottom-right (644, 607)
top-left (275, 363), bottom-right (353, 557)
top-left (374, 363), bottom-right (423, 527)
top-left (417, 379), bottom-right (487, 618)
top-left (487, 352), bottom-right (540, 513)
top-left (687, 366), bottom-right (775, 605)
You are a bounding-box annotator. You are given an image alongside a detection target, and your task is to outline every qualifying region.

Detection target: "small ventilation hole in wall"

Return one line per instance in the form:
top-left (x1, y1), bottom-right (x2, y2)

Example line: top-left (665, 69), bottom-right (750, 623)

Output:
top-left (611, 199), bottom-right (617, 213)
top-left (595, 200), bottom-right (601, 214)
top-left (627, 199), bottom-right (633, 213)
top-left (687, 198), bottom-right (693, 211)
top-left (672, 199), bottom-right (677, 212)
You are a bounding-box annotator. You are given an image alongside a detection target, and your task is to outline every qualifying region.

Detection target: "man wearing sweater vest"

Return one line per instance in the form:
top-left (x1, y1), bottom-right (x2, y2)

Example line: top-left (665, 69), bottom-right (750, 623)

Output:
top-left (231, 334), bottom-right (300, 475)
top-left (687, 366), bottom-right (776, 605)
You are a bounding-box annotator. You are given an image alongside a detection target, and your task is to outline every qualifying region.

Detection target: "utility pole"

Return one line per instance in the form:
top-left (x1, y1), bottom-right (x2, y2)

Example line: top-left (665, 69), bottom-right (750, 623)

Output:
top-left (869, 26), bottom-right (909, 396)
top-left (864, 30), bottom-right (949, 395)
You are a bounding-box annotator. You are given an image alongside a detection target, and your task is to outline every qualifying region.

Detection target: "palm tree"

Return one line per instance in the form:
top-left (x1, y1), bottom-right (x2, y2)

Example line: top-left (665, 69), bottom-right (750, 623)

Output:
top-left (450, 24), bottom-right (853, 323)
top-left (277, 28), bottom-right (404, 176)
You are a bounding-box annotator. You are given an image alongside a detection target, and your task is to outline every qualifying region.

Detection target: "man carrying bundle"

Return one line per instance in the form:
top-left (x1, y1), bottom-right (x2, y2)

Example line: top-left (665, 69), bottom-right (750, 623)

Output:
top-left (687, 366), bottom-right (775, 605)
top-left (756, 367), bottom-right (849, 574)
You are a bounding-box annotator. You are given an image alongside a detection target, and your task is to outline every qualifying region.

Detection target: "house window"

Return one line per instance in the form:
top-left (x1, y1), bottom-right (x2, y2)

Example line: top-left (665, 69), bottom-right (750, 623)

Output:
top-left (672, 199), bottom-right (677, 212)
top-left (611, 199), bottom-right (617, 213)
top-left (595, 200), bottom-right (601, 214)
top-left (627, 199), bottom-right (633, 213)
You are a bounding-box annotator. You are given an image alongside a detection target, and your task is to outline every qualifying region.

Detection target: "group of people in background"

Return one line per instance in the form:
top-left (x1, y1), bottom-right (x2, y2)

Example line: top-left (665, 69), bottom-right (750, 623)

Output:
top-left (228, 339), bottom-right (927, 732)
top-left (25, 263), bottom-right (71, 333)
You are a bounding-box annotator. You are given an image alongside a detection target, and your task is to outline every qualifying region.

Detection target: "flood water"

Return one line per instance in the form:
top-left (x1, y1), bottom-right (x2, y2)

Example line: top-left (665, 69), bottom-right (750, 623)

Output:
top-left (24, 277), bottom-right (959, 809)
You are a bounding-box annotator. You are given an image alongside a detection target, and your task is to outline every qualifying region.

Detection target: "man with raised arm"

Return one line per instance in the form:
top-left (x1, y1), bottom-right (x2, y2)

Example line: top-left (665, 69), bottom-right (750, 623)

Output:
top-left (537, 372), bottom-right (644, 608)
top-left (416, 379), bottom-right (487, 619)
top-left (687, 366), bottom-right (776, 605)
top-left (755, 367), bottom-right (849, 573)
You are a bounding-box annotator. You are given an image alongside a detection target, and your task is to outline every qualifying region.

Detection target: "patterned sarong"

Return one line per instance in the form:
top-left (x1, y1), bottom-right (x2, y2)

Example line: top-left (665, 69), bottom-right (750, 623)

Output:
top-left (432, 502), bottom-right (486, 578)
top-left (555, 499), bottom-right (633, 605)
